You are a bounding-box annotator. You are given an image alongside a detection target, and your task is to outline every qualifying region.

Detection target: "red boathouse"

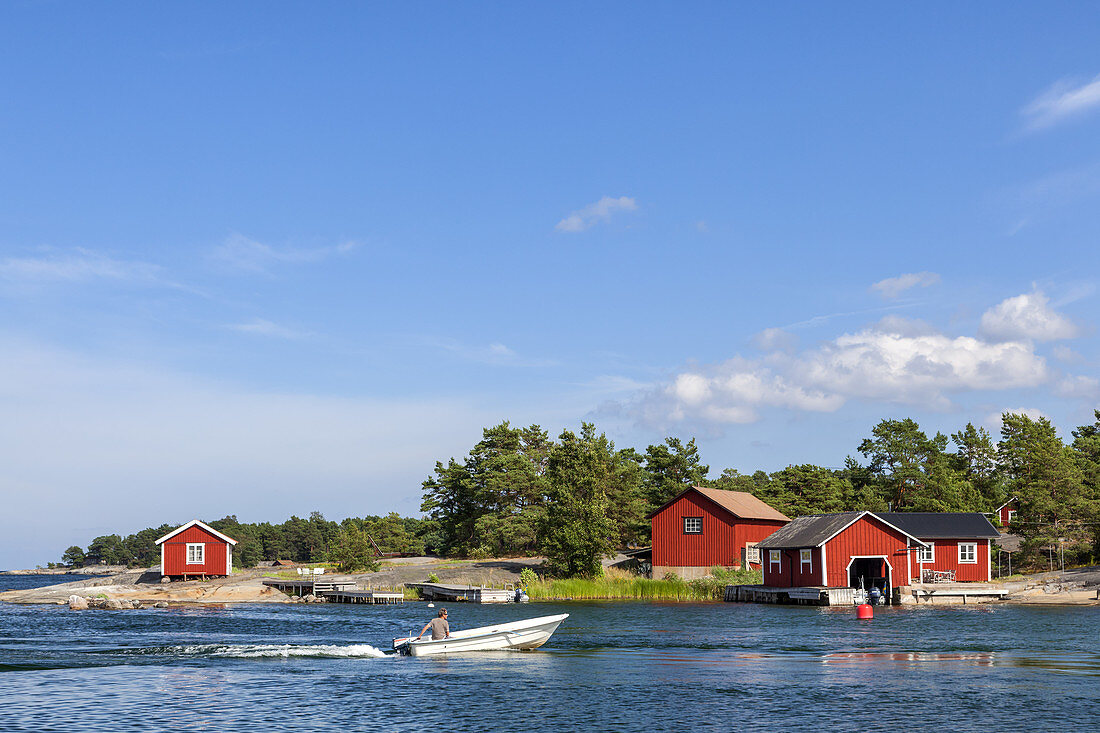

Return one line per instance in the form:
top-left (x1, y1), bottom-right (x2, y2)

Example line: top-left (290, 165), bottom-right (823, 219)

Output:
top-left (877, 513), bottom-right (999, 583)
top-left (649, 487), bottom-right (790, 580)
top-left (993, 498), bottom-right (1018, 529)
top-left (156, 520), bottom-right (237, 579)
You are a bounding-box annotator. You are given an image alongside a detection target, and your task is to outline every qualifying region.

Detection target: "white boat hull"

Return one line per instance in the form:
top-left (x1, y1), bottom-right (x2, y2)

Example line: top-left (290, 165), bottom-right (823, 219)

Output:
top-left (397, 613), bottom-right (568, 657)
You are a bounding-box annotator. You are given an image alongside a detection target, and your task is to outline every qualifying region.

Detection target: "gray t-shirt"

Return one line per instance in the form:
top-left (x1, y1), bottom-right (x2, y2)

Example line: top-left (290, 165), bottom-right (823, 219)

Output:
top-left (429, 617), bottom-right (450, 640)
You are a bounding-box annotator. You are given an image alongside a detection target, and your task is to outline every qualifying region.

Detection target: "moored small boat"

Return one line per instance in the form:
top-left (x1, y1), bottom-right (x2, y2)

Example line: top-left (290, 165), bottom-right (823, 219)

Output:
top-left (393, 613), bottom-right (568, 657)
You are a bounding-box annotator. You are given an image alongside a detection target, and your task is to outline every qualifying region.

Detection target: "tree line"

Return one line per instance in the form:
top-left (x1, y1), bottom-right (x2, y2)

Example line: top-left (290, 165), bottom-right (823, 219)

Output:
top-left (60, 410), bottom-right (1100, 576)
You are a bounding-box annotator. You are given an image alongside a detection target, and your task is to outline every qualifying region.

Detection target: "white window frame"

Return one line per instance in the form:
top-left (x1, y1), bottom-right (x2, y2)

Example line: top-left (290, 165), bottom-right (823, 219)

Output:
top-left (958, 542), bottom-right (977, 564)
top-left (799, 549), bottom-right (812, 573)
top-left (744, 542), bottom-right (760, 565)
top-left (683, 517), bottom-right (702, 535)
top-left (186, 543), bottom-right (205, 565)
top-left (1006, 510), bottom-right (1016, 525)
top-left (917, 543), bottom-right (935, 563)
top-left (768, 550), bottom-right (781, 570)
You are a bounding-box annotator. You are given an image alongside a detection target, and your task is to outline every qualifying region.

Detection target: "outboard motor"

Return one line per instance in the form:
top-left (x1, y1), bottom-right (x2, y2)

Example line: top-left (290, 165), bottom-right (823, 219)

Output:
top-left (868, 586), bottom-right (882, 605)
top-left (515, 588), bottom-right (529, 603)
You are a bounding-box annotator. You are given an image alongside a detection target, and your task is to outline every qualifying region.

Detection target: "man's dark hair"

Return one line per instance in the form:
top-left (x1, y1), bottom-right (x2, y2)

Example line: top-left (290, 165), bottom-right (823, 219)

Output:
top-left (438, 608), bottom-right (447, 617)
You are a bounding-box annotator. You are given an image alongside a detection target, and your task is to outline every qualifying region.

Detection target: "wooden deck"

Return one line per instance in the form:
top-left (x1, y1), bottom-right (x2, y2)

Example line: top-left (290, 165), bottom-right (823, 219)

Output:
top-left (324, 590), bottom-right (404, 604)
top-left (907, 583), bottom-right (1008, 604)
top-left (404, 583), bottom-right (516, 604)
top-left (725, 585), bottom-right (856, 606)
top-left (261, 579), bottom-right (359, 597)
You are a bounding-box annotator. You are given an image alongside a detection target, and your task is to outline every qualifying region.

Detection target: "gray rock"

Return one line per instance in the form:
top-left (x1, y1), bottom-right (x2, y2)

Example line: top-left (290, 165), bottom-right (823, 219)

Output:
top-left (105, 599), bottom-right (125, 610)
top-left (153, 601), bottom-right (169, 608)
top-left (160, 576), bottom-right (172, 584)
top-left (68, 595), bottom-right (88, 610)
top-left (130, 600), bottom-right (143, 609)
top-left (303, 594), bottom-right (317, 602)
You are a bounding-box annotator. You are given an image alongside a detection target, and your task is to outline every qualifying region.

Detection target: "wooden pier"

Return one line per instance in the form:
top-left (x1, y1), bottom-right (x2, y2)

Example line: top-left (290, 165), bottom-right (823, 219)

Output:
top-left (725, 584), bottom-right (855, 606)
top-left (404, 582), bottom-right (515, 604)
top-left (907, 584), bottom-right (1008, 604)
top-left (323, 590), bottom-right (405, 604)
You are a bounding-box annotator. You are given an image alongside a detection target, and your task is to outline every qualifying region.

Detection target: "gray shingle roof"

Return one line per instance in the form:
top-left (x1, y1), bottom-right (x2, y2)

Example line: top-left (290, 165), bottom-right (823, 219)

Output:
top-left (876, 512), bottom-right (1000, 539)
top-left (756, 512), bottom-right (865, 549)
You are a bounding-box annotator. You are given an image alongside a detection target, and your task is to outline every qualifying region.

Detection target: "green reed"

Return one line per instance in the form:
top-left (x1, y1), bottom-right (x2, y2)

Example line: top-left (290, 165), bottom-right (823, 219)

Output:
top-left (523, 567), bottom-right (762, 601)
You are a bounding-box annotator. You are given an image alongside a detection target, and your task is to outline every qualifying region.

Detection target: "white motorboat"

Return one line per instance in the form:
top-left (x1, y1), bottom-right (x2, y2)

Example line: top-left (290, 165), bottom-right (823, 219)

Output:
top-left (393, 613), bottom-right (569, 657)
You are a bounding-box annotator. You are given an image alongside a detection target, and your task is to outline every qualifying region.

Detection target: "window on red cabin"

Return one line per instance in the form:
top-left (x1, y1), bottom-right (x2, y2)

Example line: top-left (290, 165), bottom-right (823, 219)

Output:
top-left (917, 544), bottom-right (935, 563)
top-left (768, 550), bottom-right (781, 570)
top-left (683, 517), bottom-right (702, 534)
top-left (958, 542), bottom-right (977, 564)
top-left (799, 549), bottom-right (812, 573)
top-left (186, 543), bottom-right (205, 564)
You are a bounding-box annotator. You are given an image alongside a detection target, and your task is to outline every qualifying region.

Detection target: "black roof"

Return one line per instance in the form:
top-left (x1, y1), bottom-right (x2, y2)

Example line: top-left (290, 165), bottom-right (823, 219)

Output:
top-left (756, 512), bottom-right (866, 549)
top-left (875, 512), bottom-right (1000, 539)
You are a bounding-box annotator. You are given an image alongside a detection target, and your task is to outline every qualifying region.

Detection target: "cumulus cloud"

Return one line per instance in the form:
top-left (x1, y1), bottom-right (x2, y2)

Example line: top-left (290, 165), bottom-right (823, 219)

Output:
top-left (555, 196), bottom-right (637, 233)
top-left (226, 319), bottom-right (310, 340)
top-left (0, 249), bottom-right (162, 284)
top-left (1022, 73), bottom-right (1100, 131)
top-left (213, 234), bottom-right (358, 273)
top-left (1055, 375), bottom-right (1100, 399)
top-left (985, 407), bottom-right (1048, 429)
top-left (751, 327), bottom-right (798, 353)
top-left (979, 291), bottom-right (1078, 342)
top-left (610, 316), bottom-right (1055, 428)
top-left (870, 271), bottom-right (940, 299)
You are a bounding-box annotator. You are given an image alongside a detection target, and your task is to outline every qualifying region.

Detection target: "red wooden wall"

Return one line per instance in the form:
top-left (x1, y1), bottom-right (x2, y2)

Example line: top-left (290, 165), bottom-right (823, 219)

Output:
top-left (824, 516), bottom-right (912, 588)
top-left (162, 524), bottom-right (229, 576)
top-left (998, 502), bottom-right (1017, 526)
top-left (915, 539), bottom-right (990, 582)
top-left (762, 547), bottom-right (823, 586)
top-left (651, 492), bottom-right (786, 569)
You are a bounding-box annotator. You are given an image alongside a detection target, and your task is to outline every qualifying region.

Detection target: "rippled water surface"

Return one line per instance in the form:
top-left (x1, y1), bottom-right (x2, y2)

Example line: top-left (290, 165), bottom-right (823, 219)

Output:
top-left (2, 577), bottom-right (1098, 731)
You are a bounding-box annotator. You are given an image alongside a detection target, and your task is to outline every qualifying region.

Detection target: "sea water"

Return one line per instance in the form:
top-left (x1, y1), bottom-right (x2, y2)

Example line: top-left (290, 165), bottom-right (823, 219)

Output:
top-left (1, 576), bottom-right (1098, 731)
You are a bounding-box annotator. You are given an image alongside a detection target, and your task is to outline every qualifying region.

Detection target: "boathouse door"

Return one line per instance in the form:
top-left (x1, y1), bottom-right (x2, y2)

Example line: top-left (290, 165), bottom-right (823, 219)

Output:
top-left (848, 556), bottom-right (890, 593)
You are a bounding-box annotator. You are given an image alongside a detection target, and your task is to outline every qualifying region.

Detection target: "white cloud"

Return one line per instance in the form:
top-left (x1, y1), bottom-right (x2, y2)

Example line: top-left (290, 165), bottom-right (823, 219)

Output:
top-left (870, 271), bottom-right (940, 299)
top-left (424, 337), bottom-right (556, 367)
top-left (0, 338), bottom-right (495, 569)
top-left (751, 327), bottom-right (798, 353)
top-left (979, 291), bottom-right (1078, 342)
top-left (226, 319), bottom-right (310, 340)
top-left (213, 234), bottom-right (358, 273)
top-left (0, 249), bottom-right (162, 284)
top-left (555, 196), bottom-right (637, 233)
top-left (1055, 375), bottom-right (1100, 399)
top-left (613, 316), bottom-right (1053, 428)
top-left (1052, 345), bottom-right (1084, 363)
top-left (1022, 74), bottom-right (1100, 131)
top-left (984, 407), bottom-right (1048, 430)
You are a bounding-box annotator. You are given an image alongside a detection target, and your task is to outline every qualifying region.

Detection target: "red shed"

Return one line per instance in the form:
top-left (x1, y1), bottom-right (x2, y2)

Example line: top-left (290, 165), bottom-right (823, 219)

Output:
top-left (757, 512), bottom-right (926, 595)
top-left (878, 513), bottom-right (998, 583)
top-left (156, 520), bottom-right (237, 579)
top-left (649, 487), bottom-right (789, 580)
top-left (993, 498), bottom-right (1018, 528)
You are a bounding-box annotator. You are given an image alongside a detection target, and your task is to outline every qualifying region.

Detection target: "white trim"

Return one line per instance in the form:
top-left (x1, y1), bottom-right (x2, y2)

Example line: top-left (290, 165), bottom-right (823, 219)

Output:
top-left (768, 550), bottom-right (781, 570)
top-left (186, 543), bottom-right (205, 565)
top-left (958, 542), bottom-right (978, 564)
top-left (845, 555), bottom-right (893, 591)
top-left (682, 516), bottom-right (702, 534)
top-left (156, 519), bottom-right (238, 546)
top-left (815, 511), bottom-right (929, 548)
top-left (160, 544), bottom-right (165, 576)
top-left (226, 545), bottom-right (233, 575)
top-left (820, 542), bottom-right (828, 586)
top-left (917, 542), bottom-right (935, 564)
top-left (993, 497), bottom-right (1018, 515)
top-left (906, 538), bottom-right (912, 583)
top-left (1006, 510), bottom-right (1017, 525)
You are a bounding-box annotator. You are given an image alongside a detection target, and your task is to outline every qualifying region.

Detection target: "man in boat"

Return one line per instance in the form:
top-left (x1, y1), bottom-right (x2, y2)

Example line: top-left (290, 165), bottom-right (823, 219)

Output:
top-left (416, 608), bottom-right (450, 640)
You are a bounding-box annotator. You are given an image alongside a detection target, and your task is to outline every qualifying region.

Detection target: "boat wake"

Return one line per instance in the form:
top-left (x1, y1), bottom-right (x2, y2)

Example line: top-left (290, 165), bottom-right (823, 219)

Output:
top-left (138, 643), bottom-right (391, 659)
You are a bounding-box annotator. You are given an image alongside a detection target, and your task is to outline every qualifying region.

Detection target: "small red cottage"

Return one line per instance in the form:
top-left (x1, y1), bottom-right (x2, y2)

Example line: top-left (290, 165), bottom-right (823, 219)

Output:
top-left (757, 511), bottom-right (925, 594)
top-left (649, 487), bottom-right (790, 580)
top-left (156, 520), bottom-right (237, 579)
top-left (877, 513), bottom-right (999, 583)
top-left (993, 498), bottom-right (1018, 528)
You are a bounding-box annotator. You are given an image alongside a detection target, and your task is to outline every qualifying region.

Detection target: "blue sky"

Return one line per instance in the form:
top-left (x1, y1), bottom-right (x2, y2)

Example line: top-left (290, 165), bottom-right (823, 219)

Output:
top-left (2, 3), bottom-right (1099, 568)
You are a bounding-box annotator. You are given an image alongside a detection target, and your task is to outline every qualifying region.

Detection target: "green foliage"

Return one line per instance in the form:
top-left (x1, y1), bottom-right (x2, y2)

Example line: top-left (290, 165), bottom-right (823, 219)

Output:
top-left (328, 525), bottom-right (380, 573)
top-left (643, 437), bottom-right (709, 508)
top-left (540, 424), bottom-right (618, 577)
top-left (518, 568), bottom-right (537, 587)
top-left (523, 567), bottom-right (758, 601)
top-left (61, 546), bottom-right (85, 567)
top-left (427, 572), bottom-right (440, 583)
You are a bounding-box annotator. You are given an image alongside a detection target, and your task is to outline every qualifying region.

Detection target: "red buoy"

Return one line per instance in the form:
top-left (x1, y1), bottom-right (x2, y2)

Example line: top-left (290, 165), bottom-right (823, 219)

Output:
top-left (856, 603), bottom-right (873, 619)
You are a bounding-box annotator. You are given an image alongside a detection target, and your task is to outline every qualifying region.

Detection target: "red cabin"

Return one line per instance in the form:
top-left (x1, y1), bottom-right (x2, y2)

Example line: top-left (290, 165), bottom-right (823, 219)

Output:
top-left (993, 498), bottom-right (1018, 529)
top-left (878, 513), bottom-right (999, 583)
top-left (757, 512), bottom-right (924, 595)
top-left (649, 487), bottom-right (790, 580)
top-left (156, 520), bottom-right (237, 579)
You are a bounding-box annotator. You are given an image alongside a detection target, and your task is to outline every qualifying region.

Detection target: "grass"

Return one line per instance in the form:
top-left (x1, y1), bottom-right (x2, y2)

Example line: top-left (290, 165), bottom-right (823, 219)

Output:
top-left (523, 567), bottom-right (762, 601)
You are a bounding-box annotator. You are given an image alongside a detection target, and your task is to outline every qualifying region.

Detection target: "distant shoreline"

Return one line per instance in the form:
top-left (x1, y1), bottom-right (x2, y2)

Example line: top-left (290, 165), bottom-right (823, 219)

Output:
top-left (1, 566), bottom-right (127, 576)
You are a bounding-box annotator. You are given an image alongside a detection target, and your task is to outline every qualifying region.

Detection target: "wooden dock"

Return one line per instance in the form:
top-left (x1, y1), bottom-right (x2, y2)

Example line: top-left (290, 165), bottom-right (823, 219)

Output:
top-left (725, 584), bottom-right (855, 606)
top-left (324, 590), bottom-right (404, 604)
top-left (907, 584), bottom-right (1008, 604)
top-left (261, 579), bottom-right (360, 598)
top-left (404, 583), bottom-right (515, 604)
